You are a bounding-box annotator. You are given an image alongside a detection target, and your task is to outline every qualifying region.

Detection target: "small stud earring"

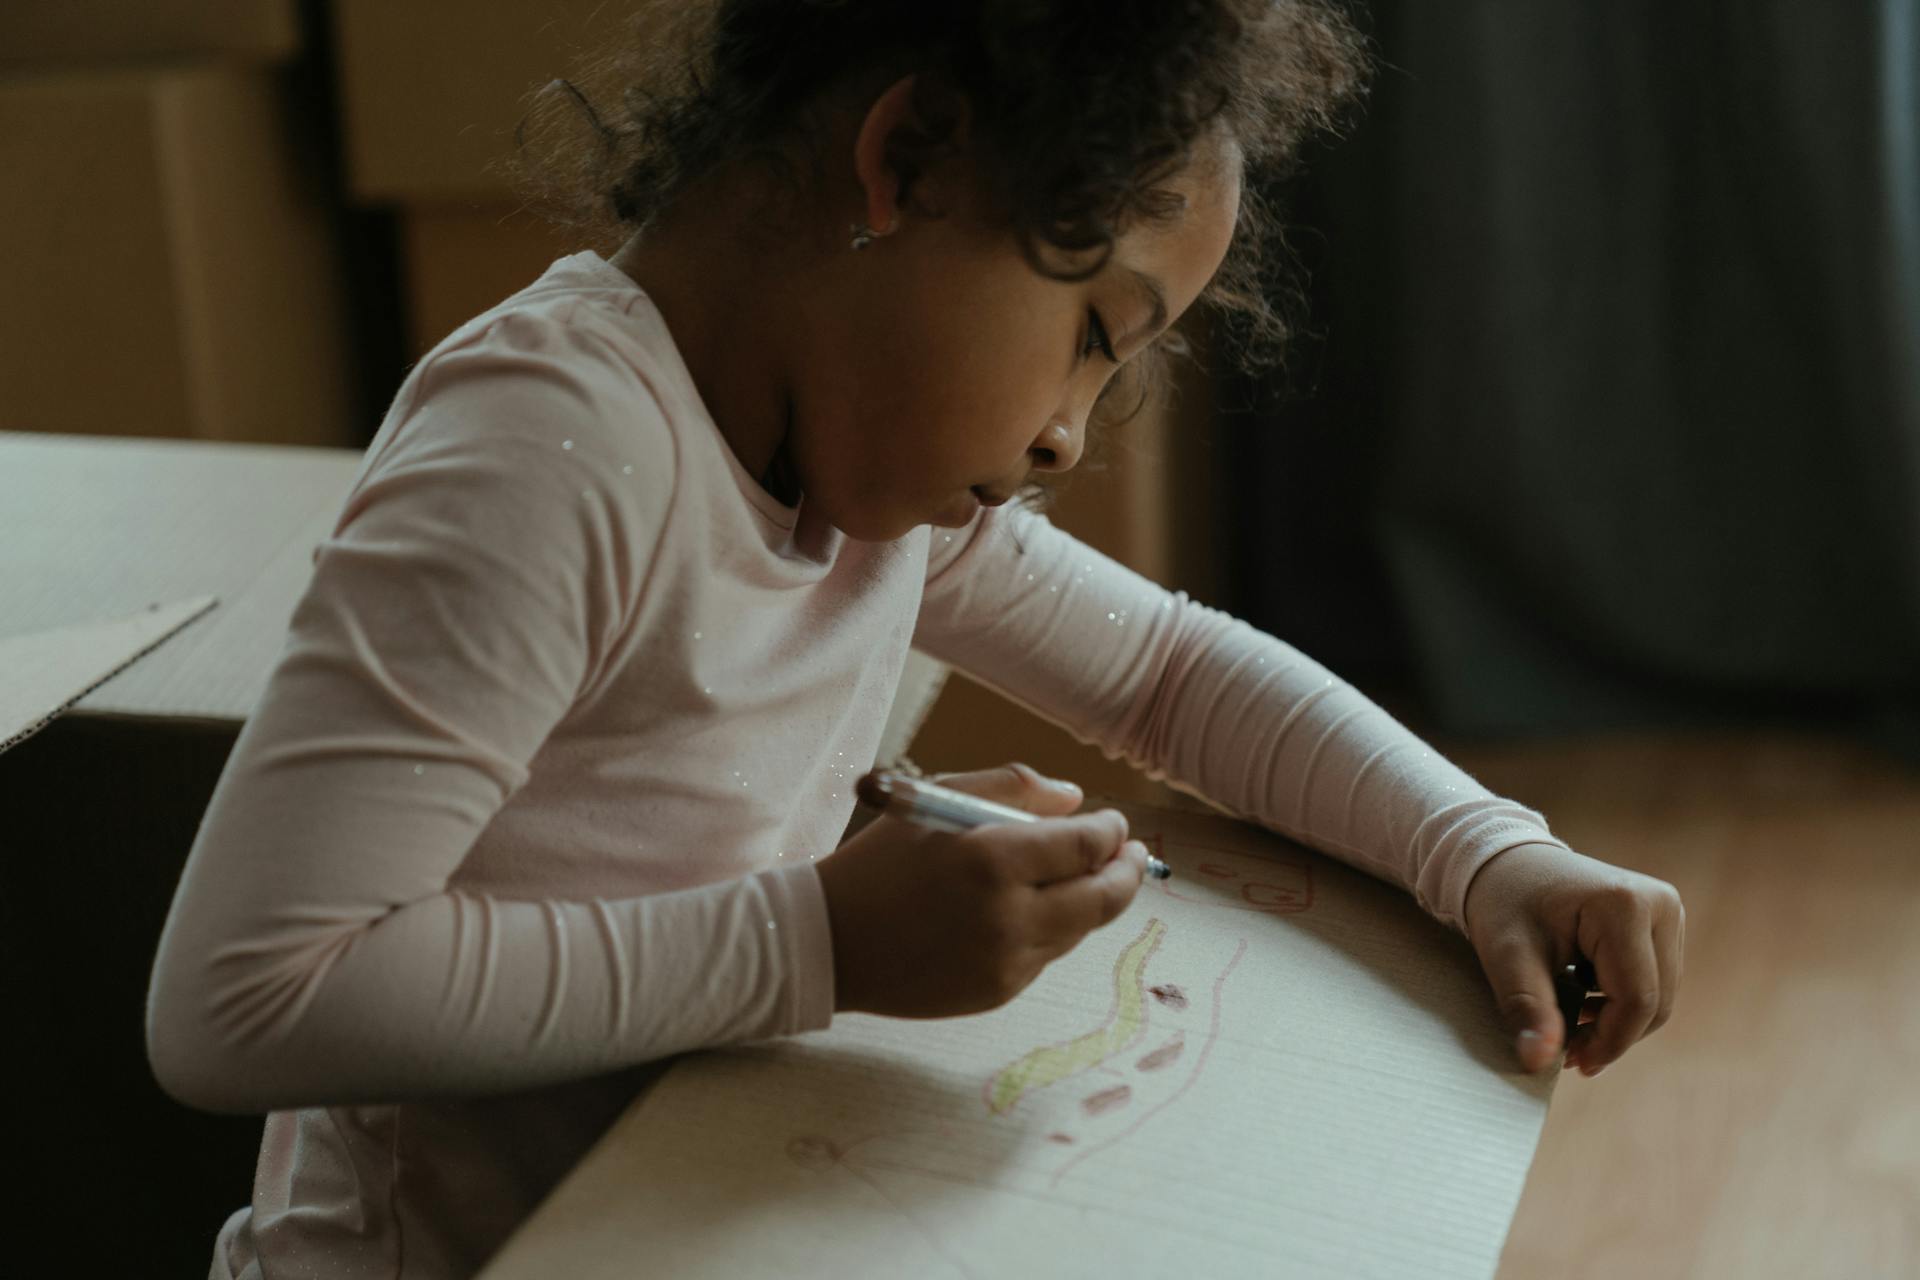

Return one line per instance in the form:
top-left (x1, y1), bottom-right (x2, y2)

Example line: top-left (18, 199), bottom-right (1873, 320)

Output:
top-left (850, 222), bottom-right (877, 251)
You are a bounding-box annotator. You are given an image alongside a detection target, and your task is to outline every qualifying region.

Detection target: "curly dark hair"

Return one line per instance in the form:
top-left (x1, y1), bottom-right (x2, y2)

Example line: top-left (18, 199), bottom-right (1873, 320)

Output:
top-left (507, 0), bottom-right (1370, 388)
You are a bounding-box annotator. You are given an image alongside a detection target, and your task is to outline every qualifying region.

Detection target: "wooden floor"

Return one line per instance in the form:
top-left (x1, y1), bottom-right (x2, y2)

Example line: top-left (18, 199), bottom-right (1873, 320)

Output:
top-left (1421, 729), bottom-right (1920, 1280)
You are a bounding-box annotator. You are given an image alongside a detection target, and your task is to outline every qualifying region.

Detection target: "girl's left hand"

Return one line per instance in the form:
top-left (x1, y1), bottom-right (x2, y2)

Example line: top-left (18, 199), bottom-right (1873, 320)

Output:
top-left (1461, 842), bottom-right (1686, 1077)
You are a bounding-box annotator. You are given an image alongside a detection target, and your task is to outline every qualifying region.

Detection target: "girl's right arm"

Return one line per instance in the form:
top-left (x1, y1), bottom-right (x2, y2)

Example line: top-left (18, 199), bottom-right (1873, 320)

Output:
top-left (147, 319), bottom-right (830, 1113)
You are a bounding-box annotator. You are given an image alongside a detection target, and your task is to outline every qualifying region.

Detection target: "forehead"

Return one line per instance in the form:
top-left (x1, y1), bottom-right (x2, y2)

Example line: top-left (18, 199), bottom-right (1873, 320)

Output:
top-left (1111, 144), bottom-right (1242, 300)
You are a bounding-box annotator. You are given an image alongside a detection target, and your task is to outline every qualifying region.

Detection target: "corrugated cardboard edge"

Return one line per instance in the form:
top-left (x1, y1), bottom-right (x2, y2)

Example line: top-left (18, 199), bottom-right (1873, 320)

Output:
top-left (0, 595), bottom-right (219, 755)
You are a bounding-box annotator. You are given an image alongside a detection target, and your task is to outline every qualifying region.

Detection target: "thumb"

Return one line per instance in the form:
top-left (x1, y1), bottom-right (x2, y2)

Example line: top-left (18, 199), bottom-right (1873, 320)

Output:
top-left (925, 762), bottom-right (1083, 816)
top-left (1479, 932), bottom-right (1566, 1073)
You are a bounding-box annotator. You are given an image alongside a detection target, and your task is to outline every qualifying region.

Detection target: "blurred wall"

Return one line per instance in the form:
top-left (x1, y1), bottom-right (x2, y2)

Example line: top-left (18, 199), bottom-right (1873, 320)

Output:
top-left (1222, 0), bottom-right (1920, 765)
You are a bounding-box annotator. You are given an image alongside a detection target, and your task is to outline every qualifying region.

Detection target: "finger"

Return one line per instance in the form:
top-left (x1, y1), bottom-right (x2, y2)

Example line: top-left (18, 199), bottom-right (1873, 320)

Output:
top-left (1649, 887), bottom-right (1685, 1037)
top-left (1576, 886), bottom-right (1683, 1069)
top-left (1477, 930), bottom-right (1567, 1073)
top-left (1572, 899), bottom-right (1662, 1075)
top-left (982, 809), bottom-right (1129, 886)
top-left (927, 762), bottom-right (1083, 816)
top-left (1027, 839), bottom-right (1150, 954)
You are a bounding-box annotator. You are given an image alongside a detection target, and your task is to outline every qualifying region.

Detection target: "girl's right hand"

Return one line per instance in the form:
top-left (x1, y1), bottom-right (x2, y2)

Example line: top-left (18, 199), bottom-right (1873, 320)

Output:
top-left (815, 763), bottom-right (1151, 1018)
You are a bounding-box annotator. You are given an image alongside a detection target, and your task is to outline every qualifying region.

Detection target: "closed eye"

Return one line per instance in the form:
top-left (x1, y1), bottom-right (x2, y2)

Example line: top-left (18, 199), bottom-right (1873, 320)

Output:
top-left (1081, 308), bottom-right (1118, 364)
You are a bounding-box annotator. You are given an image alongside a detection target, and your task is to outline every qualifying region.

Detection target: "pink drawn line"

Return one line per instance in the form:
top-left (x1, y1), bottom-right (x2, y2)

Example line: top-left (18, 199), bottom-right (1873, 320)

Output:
top-left (1046, 937), bottom-right (1250, 1191)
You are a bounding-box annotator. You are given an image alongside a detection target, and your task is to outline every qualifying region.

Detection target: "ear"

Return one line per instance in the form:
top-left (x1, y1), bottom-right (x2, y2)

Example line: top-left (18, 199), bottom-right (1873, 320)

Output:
top-left (852, 74), bottom-right (971, 233)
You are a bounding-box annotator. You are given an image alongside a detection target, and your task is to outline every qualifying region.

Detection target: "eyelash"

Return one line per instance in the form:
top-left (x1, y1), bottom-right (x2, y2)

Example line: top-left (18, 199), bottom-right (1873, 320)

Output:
top-left (1081, 309), bottom-right (1118, 364)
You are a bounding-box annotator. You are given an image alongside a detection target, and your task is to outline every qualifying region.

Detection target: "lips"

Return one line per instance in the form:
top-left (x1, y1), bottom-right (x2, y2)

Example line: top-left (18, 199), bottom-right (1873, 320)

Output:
top-left (970, 485), bottom-right (1012, 508)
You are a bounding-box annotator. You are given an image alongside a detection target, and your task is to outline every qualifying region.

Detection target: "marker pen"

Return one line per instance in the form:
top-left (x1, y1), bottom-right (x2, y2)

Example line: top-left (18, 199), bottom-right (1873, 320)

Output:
top-left (855, 770), bottom-right (1172, 880)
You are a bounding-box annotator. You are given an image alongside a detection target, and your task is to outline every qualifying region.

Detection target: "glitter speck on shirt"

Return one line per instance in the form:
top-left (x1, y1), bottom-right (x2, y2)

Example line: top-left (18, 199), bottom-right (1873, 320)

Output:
top-left (561, 440), bottom-right (573, 450)
top-left (413, 765), bottom-right (424, 775)
top-left (693, 630), bottom-right (703, 640)
top-left (622, 464), bottom-right (634, 475)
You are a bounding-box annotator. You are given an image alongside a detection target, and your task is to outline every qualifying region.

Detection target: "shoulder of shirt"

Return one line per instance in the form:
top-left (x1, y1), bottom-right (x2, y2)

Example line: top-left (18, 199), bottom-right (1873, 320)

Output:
top-left (399, 256), bottom-right (699, 462)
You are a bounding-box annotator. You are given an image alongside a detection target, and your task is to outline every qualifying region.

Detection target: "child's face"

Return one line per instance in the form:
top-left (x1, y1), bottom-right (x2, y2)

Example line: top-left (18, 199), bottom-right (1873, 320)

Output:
top-left (790, 147), bottom-right (1242, 543)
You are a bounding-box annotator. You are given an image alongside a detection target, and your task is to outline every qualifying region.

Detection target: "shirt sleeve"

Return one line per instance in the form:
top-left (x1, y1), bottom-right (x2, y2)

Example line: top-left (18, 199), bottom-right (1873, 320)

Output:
top-left (914, 503), bottom-right (1570, 934)
top-left (145, 312), bottom-right (834, 1116)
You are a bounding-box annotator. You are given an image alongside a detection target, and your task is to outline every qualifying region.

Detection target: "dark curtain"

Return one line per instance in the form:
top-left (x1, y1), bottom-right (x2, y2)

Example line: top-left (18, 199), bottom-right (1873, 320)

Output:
top-left (1224, 1), bottom-right (1920, 763)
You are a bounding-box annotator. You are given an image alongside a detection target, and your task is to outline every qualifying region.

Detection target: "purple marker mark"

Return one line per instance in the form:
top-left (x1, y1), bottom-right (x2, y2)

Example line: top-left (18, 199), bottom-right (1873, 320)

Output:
top-left (1135, 1032), bottom-right (1185, 1072)
top-left (1149, 983), bottom-right (1188, 1011)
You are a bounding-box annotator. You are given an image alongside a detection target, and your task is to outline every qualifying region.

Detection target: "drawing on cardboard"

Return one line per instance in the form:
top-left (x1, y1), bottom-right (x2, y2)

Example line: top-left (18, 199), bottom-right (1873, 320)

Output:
top-left (787, 908), bottom-right (1251, 1196)
top-left (1147, 833), bottom-right (1314, 914)
top-left (773, 821), bottom-right (1335, 1197)
top-left (984, 917), bottom-right (1166, 1115)
top-left (1040, 936), bottom-right (1246, 1188)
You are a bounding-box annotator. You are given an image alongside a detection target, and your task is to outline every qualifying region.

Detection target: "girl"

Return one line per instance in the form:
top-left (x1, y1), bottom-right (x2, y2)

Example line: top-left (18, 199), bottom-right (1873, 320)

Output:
top-left (148, 2), bottom-right (1685, 1276)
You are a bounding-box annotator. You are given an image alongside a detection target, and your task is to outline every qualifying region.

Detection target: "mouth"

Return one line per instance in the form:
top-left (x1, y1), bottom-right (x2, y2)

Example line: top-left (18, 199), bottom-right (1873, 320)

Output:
top-left (970, 485), bottom-right (1012, 508)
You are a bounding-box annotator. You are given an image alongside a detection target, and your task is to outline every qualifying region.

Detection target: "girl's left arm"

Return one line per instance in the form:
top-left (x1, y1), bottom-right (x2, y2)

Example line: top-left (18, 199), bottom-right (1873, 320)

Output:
top-left (914, 506), bottom-right (1683, 1076)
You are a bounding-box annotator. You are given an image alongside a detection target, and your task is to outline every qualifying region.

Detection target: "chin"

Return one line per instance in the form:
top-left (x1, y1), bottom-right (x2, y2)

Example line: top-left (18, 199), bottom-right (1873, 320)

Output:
top-left (821, 501), bottom-right (920, 543)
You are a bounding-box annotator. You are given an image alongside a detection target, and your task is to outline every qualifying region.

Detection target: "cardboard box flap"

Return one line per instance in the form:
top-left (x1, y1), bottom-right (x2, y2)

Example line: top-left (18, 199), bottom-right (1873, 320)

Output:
top-left (0, 597), bottom-right (217, 754)
top-left (0, 431), bottom-right (363, 727)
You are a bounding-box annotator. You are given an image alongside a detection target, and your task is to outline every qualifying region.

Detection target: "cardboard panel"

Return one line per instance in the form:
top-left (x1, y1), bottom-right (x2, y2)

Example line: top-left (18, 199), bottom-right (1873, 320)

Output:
top-left (332, 0), bottom-right (660, 203)
top-left (480, 799), bottom-right (1553, 1280)
top-left (0, 72), bottom-right (194, 437)
top-left (400, 203), bottom-right (601, 357)
top-left (0, 432), bottom-right (363, 725)
top-left (0, 67), bottom-right (358, 446)
top-left (0, 0), bottom-right (299, 67)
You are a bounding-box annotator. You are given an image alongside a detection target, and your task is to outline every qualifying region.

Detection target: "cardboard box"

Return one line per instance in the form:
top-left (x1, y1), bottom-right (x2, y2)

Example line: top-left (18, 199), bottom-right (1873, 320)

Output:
top-left (0, 431), bottom-right (369, 1269)
top-left (400, 202), bottom-right (606, 357)
top-left (332, 0), bottom-right (656, 203)
top-left (0, 66), bottom-right (358, 446)
top-left (0, 1), bottom-right (300, 67)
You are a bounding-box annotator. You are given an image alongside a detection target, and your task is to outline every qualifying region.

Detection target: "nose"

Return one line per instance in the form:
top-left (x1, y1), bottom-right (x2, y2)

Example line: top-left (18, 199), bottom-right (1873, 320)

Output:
top-left (1028, 419), bottom-right (1084, 473)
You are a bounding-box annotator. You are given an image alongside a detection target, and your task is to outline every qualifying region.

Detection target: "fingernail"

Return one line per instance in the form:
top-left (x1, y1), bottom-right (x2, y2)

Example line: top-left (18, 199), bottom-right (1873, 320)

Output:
top-left (1049, 778), bottom-right (1081, 795)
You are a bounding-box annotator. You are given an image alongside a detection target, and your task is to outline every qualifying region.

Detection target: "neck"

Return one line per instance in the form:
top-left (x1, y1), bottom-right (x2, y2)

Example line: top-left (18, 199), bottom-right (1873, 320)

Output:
top-left (608, 191), bottom-right (807, 499)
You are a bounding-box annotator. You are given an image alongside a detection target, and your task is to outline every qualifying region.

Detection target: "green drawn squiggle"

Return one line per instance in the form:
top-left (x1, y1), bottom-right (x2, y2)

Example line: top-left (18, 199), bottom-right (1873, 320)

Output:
top-left (986, 917), bottom-right (1165, 1115)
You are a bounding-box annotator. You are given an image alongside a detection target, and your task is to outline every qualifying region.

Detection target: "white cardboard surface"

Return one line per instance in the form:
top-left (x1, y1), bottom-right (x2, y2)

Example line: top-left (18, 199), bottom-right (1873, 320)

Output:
top-left (0, 430), bottom-right (364, 734)
top-left (0, 595), bottom-right (219, 752)
top-left (482, 804), bottom-right (1556, 1280)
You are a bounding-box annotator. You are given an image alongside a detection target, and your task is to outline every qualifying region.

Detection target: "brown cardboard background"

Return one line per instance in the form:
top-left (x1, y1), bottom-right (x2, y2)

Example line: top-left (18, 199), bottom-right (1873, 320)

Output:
top-left (331, 0), bottom-right (654, 203)
top-left (0, 67), bottom-right (358, 446)
top-left (0, 0), bottom-right (299, 67)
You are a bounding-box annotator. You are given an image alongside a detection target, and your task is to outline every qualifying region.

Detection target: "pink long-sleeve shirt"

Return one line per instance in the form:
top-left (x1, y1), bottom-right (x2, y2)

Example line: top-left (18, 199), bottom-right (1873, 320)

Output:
top-left (146, 251), bottom-right (1567, 1279)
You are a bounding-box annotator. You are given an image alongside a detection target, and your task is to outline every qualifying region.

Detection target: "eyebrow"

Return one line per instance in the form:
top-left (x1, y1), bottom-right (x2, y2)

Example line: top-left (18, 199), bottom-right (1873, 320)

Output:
top-left (1123, 268), bottom-right (1169, 345)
